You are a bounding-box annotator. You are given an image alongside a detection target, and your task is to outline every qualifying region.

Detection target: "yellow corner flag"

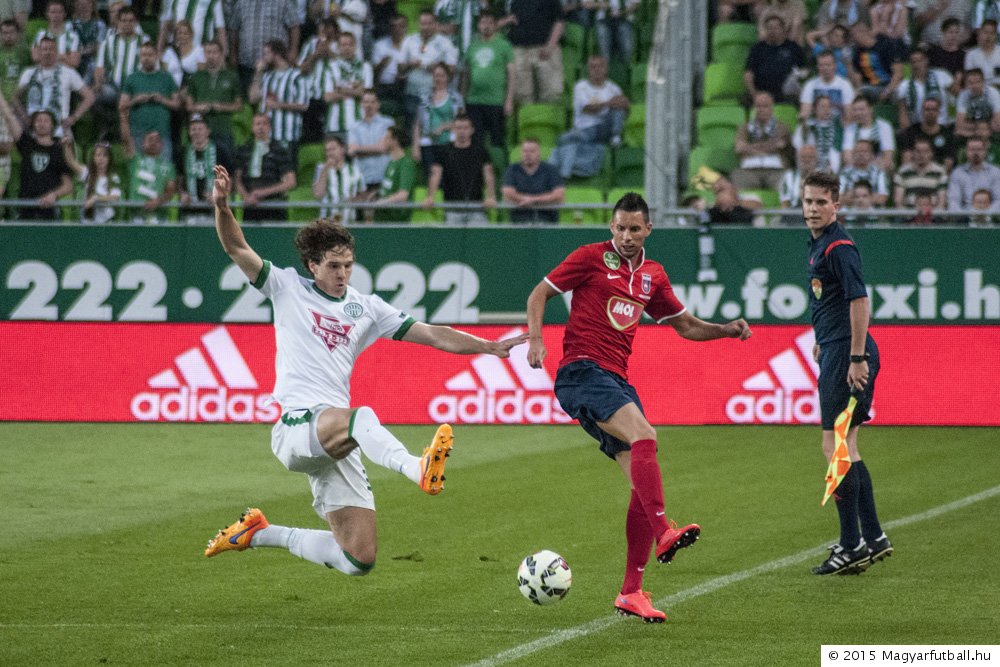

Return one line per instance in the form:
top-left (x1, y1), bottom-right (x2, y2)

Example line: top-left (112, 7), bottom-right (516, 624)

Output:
top-left (822, 394), bottom-right (858, 506)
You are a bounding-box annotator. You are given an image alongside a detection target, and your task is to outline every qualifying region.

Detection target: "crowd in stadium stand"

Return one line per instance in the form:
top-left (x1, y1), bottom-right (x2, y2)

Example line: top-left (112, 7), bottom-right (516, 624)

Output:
top-left (704, 0), bottom-right (1000, 225)
top-left (2, 0), bottom-right (998, 224)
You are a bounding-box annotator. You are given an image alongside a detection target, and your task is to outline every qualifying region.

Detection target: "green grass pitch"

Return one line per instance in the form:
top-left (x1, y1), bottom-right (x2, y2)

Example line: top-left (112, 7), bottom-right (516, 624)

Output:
top-left (1, 423), bottom-right (997, 666)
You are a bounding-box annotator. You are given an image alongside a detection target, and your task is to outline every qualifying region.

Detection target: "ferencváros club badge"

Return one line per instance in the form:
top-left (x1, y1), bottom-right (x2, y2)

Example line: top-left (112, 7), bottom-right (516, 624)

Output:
top-left (603, 252), bottom-right (620, 270)
top-left (641, 273), bottom-right (651, 294)
top-left (344, 302), bottom-right (364, 319)
top-left (811, 278), bottom-right (822, 299)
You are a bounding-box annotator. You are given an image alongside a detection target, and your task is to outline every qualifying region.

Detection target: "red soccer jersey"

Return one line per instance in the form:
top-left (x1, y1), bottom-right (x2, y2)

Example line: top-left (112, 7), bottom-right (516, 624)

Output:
top-left (545, 240), bottom-right (686, 379)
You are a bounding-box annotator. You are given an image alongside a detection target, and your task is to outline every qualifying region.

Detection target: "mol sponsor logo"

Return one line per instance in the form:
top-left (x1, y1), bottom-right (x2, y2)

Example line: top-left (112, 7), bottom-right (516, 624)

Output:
top-left (606, 296), bottom-right (644, 331)
top-left (428, 328), bottom-right (572, 425)
top-left (131, 326), bottom-right (278, 422)
top-left (726, 330), bottom-right (821, 424)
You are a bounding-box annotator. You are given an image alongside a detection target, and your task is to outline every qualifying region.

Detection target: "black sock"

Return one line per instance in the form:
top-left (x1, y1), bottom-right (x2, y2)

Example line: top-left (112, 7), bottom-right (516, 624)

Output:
top-left (855, 460), bottom-right (884, 543)
top-left (834, 465), bottom-right (862, 550)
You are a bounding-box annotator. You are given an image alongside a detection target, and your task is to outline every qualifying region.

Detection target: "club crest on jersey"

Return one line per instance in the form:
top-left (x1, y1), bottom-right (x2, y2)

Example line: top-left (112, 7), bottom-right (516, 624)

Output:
top-left (641, 273), bottom-right (651, 294)
top-left (310, 310), bottom-right (354, 351)
top-left (32, 152), bottom-right (50, 172)
top-left (603, 252), bottom-right (621, 270)
top-left (344, 302), bottom-right (364, 319)
top-left (811, 278), bottom-right (822, 299)
top-left (606, 296), bottom-right (644, 331)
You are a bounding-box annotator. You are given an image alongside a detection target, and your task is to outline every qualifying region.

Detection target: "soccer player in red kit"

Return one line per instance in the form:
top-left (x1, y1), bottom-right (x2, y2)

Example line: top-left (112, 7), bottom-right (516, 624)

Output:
top-left (526, 193), bottom-right (752, 622)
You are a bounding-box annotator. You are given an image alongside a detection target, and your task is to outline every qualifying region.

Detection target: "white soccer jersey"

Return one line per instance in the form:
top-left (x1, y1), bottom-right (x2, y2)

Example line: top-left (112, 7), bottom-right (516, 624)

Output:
top-left (255, 261), bottom-right (415, 410)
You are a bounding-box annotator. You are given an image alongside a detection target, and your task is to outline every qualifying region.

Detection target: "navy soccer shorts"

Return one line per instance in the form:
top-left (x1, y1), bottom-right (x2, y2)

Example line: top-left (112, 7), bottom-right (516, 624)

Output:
top-left (817, 336), bottom-right (880, 430)
top-left (554, 360), bottom-right (644, 459)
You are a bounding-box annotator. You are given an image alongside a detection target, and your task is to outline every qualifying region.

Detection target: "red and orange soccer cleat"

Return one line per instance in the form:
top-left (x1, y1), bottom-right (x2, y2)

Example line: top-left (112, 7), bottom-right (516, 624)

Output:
top-left (204, 507), bottom-right (269, 557)
top-left (615, 590), bottom-right (667, 623)
top-left (655, 521), bottom-right (701, 564)
top-left (419, 424), bottom-right (453, 495)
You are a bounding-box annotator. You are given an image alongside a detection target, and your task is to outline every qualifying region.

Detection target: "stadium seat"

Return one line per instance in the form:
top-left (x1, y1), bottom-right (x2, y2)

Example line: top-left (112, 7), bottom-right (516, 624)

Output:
top-left (772, 103), bottom-right (799, 131)
top-left (561, 186), bottom-right (606, 225)
top-left (696, 105), bottom-right (745, 149)
top-left (703, 62), bottom-right (745, 106)
top-left (609, 60), bottom-right (629, 93)
top-left (607, 187), bottom-right (645, 206)
top-left (636, 21), bottom-right (655, 61)
top-left (624, 103), bottom-right (645, 146)
top-left (630, 62), bottom-right (646, 102)
top-left (612, 146), bottom-right (644, 188)
top-left (288, 185), bottom-right (317, 222)
top-left (232, 104), bottom-right (253, 146)
top-left (487, 144), bottom-right (507, 198)
top-left (711, 22), bottom-right (758, 59)
top-left (24, 18), bottom-right (47, 42)
top-left (712, 43), bottom-right (750, 68)
top-left (743, 188), bottom-right (781, 208)
top-left (296, 142), bottom-right (324, 186)
top-left (410, 186), bottom-right (442, 224)
top-left (518, 104), bottom-right (566, 148)
top-left (562, 21), bottom-right (587, 61)
top-left (688, 143), bottom-right (738, 179)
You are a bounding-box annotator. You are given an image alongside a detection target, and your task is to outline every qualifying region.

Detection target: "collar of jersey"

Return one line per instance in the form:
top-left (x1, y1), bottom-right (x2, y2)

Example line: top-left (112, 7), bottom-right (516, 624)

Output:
top-left (609, 240), bottom-right (645, 272)
top-left (312, 283), bottom-right (347, 302)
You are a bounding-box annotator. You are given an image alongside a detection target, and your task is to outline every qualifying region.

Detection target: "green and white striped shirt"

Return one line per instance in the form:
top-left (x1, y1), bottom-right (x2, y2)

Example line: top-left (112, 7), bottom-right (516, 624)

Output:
top-left (33, 27), bottom-right (82, 57)
top-left (322, 57), bottom-right (372, 133)
top-left (314, 158), bottom-right (364, 222)
top-left (259, 66), bottom-right (308, 143)
top-left (434, 0), bottom-right (479, 58)
top-left (160, 0), bottom-right (226, 47)
top-left (297, 35), bottom-right (338, 100)
top-left (96, 32), bottom-right (150, 88)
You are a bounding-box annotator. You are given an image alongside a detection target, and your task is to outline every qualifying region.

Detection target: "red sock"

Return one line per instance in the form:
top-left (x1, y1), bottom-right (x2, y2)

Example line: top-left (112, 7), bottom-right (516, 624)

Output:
top-left (630, 439), bottom-right (669, 538)
top-left (621, 490), bottom-right (654, 595)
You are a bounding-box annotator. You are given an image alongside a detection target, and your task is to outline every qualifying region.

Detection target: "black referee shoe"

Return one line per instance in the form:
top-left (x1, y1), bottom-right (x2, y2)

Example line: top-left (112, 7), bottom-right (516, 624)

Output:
top-left (867, 534), bottom-right (894, 565)
top-left (812, 540), bottom-right (872, 576)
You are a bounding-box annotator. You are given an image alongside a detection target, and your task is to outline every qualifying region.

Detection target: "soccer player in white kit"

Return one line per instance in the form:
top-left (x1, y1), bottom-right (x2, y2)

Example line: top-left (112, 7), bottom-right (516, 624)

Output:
top-left (204, 165), bottom-right (527, 575)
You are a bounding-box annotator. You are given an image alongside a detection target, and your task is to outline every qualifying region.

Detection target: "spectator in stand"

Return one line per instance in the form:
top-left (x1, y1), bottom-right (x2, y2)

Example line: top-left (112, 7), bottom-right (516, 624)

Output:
top-left (897, 48), bottom-right (953, 131)
top-left (927, 17), bottom-right (967, 91)
top-left (893, 136), bottom-right (948, 207)
top-left (0, 0), bottom-right (27, 31)
top-left (549, 55), bottom-right (629, 180)
top-left (124, 130), bottom-right (178, 224)
top-left (0, 92), bottom-right (71, 220)
top-left (313, 133), bottom-right (364, 222)
top-left (502, 136), bottom-right (565, 224)
top-left (434, 0), bottom-right (481, 59)
top-left (842, 178), bottom-right (882, 225)
top-left (297, 16), bottom-right (338, 143)
top-left (16, 36), bottom-right (93, 137)
top-left (71, 0), bottom-right (105, 83)
top-left (183, 39), bottom-right (243, 152)
top-left (119, 42), bottom-right (180, 160)
top-left (595, 0), bottom-right (639, 64)
top-left (323, 32), bottom-right (372, 138)
top-left (311, 0), bottom-right (366, 47)
top-left (800, 49), bottom-right (855, 120)
top-left (229, 0), bottom-right (301, 95)
top-left (399, 9), bottom-right (458, 130)
top-left (965, 19), bottom-right (1000, 88)
top-left (908, 189), bottom-right (947, 224)
top-left (157, 0), bottom-right (228, 59)
top-left (93, 6), bottom-right (147, 135)
top-left (731, 91), bottom-right (790, 191)
top-left (0, 20), bottom-right (28, 197)
top-left (743, 15), bottom-right (805, 105)
top-left (968, 187), bottom-right (998, 223)
top-left (757, 0), bottom-right (807, 46)
top-left (348, 89), bottom-right (394, 193)
top-left (717, 0), bottom-right (757, 23)
top-left (806, 23), bottom-right (853, 78)
top-left (462, 11), bottom-right (514, 150)
top-left (914, 1), bottom-right (970, 48)
top-left (869, 0), bottom-right (910, 51)
top-left (839, 139), bottom-right (889, 206)
top-left (370, 0), bottom-right (399, 41)
top-left (955, 67), bottom-right (1000, 137)
top-left (62, 137), bottom-right (122, 223)
top-left (235, 112), bottom-right (296, 222)
top-left (816, 0), bottom-right (871, 30)
top-left (424, 113), bottom-right (495, 225)
top-left (498, 0), bottom-right (564, 105)
top-left (708, 175), bottom-right (755, 224)
top-left (842, 94), bottom-right (896, 172)
top-left (947, 136), bottom-right (1000, 209)
top-left (779, 143), bottom-right (819, 208)
top-left (249, 39), bottom-right (308, 155)
top-left (848, 21), bottom-right (903, 102)
top-left (32, 0), bottom-right (81, 70)
top-left (793, 94), bottom-right (844, 171)
top-left (971, 0), bottom-right (1000, 29)
top-left (898, 95), bottom-right (957, 170)
top-left (178, 114), bottom-right (235, 222)
top-left (372, 125), bottom-right (417, 223)
top-left (372, 13), bottom-right (407, 114)
top-left (161, 20), bottom-right (206, 88)
top-left (967, 118), bottom-right (1000, 162)
top-left (413, 62), bottom-right (463, 177)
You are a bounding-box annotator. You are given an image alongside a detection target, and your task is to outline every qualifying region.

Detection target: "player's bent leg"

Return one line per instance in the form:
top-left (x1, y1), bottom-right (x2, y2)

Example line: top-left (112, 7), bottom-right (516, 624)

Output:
top-left (342, 406), bottom-right (427, 485)
top-left (314, 406), bottom-right (360, 460)
top-left (204, 507), bottom-right (270, 557)
top-left (325, 506), bottom-right (377, 574)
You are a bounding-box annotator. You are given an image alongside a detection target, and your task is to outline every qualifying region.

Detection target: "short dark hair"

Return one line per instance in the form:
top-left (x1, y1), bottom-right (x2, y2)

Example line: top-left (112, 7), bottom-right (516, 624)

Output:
top-left (612, 192), bottom-right (650, 222)
top-left (942, 17), bottom-right (961, 32)
top-left (117, 6), bottom-right (137, 20)
top-left (803, 170), bottom-right (840, 202)
top-left (265, 39), bottom-right (289, 61)
top-left (323, 133), bottom-right (346, 148)
top-left (295, 219), bottom-right (355, 271)
top-left (386, 125), bottom-right (409, 147)
top-left (453, 112), bottom-right (473, 127)
top-left (203, 39), bottom-right (223, 52)
top-left (0, 18), bottom-right (19, 31)
top-left (852, 179), bottom-right (873, 193)
top-left (981, 19), bottom-right (998, 31)
top-left (966, 67), bottom-right (985, 80)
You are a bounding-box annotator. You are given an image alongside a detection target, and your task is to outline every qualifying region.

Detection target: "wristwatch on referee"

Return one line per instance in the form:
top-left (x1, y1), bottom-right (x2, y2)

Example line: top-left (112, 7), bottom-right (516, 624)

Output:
top-left (850, 354), bottom-right (870, 363)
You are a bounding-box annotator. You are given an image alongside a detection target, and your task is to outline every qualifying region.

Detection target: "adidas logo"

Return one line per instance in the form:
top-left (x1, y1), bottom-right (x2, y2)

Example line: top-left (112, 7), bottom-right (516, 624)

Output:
top-left (428, 327), bottom-right (572, 424)
top-left (725, 330), bottom-right (821, 424)
top-left (131, 326), bottom-right (278, 422)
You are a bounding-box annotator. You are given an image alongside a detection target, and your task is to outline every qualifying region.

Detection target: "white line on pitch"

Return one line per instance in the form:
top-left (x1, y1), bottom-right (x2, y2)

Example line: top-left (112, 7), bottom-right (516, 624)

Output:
top-left (465, 484), bottom-right (1000, 667)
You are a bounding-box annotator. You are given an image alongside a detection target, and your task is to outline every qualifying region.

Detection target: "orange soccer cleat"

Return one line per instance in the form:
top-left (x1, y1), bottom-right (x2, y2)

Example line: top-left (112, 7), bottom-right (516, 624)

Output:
top-left (655, 521), bottom-right (701, 564)
top-left (204, 507), bottom-right (269, 557)
top-left (419, 424), bottom-right (453, 495)
top-left (615, 590), bottom-right (667, 623)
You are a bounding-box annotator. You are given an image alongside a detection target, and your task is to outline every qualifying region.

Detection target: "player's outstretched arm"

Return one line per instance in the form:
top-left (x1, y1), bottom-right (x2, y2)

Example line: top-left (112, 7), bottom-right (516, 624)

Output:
top-left (525, 280), bottom-right (559, 369)
top-left (213, 165), bottom-right (264, 283)
top-left (402, 322), bottom-right (529, 358)
top-left (668, 311), bottom-right (752, 342)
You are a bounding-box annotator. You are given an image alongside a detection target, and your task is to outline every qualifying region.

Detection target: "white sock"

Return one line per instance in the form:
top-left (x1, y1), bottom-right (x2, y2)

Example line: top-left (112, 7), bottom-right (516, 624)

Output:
top-left (254, 525), bottom-right (371, 576)
top-left (350, 406), bottom-right (421, 484)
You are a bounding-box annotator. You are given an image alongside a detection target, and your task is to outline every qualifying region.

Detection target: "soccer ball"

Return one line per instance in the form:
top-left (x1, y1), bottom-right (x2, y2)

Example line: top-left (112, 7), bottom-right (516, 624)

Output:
top-left (517, 550), bottom-right (572, 606)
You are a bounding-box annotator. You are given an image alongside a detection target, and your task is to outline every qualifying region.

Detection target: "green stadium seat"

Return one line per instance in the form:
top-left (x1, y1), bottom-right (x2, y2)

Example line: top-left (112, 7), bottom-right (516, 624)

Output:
top-left (771, 103), bottom-right (799, 131)
top-left (288, 185), bottom-right (317, 222)
top-left (607, 187), bottom-right (645, 207)
top-left (562, 22), bottom-right (587, 60)
top-left (563, 59), bottom-right (582, 94)
top-left (696, 105), bottom-right (745, 149)
top-left (688, 143), bottom-right (738, 179)
top-left (232, 104), bottom-right (253, 146)
top-left (561, 186), bottom-right (606, 225)
top-left (24, 18), bottom-right (47, 44)
top-left (625, 103), bottom-right (645, 146)
top-left (703, 62), bottom-right (745, 106)
top-left (743, 188), bottom-right (781, 208)
top-left (636, 21), bottom-right (655, 61)
top-left (711, 22), bottom-right (758, 56)
top-left (630, 62), bottom-right (646, 102)
top-left (410, 186), bottom-right (442, 224)
top-left (609, 60), bottom-right (629, 92)
top-left (296, 142), bottom-right (324, 186)
top-left (612, 146), bottom-right (644, 188)
top-left (518, 104), bottom-right (566, 148)
top-left (712, 43), bottom-right (750, 68)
